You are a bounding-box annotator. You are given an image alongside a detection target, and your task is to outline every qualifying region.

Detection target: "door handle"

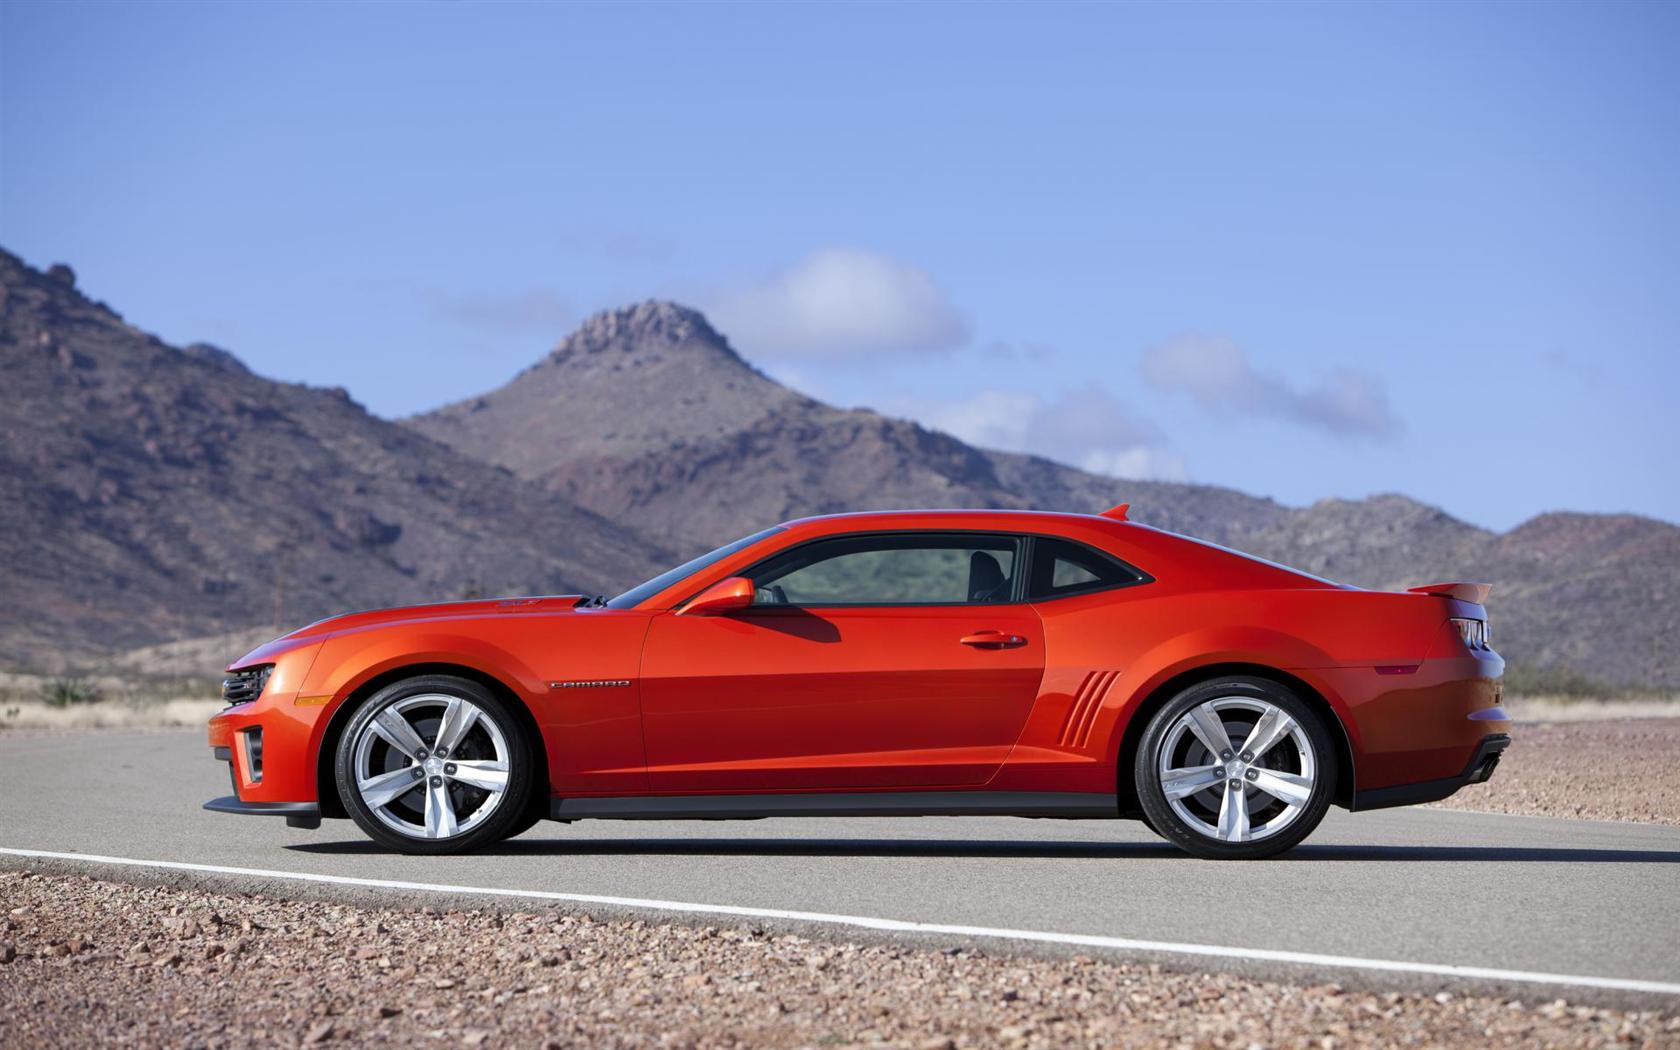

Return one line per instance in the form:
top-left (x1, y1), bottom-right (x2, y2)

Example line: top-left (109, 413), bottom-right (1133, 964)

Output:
top-left (960, 630), bottom-right (1027, 649)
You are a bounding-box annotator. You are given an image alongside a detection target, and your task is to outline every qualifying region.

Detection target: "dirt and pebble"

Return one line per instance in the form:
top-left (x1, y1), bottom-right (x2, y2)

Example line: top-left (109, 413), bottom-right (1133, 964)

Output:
top-left (1430, 717), bottom-right (1680, 826)
top-left (1, 871), bottom-right (1675, 1049)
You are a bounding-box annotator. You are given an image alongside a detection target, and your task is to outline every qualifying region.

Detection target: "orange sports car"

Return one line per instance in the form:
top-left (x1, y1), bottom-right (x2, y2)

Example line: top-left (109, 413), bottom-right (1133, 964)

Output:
top-left (207, 506), bottom-right (1508, 859)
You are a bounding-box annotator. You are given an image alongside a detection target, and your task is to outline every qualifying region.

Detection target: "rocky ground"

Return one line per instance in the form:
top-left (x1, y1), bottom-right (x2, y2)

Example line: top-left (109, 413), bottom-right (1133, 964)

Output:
top-left (2, 871), bottom-right (1675, 1050)
top-left (1431, 717), bottom-right (1680, 826)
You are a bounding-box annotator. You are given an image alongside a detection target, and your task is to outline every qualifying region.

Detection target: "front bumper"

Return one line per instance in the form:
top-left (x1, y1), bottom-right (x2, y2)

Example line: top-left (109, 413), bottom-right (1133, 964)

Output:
top-left (202, 795), bottom-right (323, 829)
top-left (1350, 732), bottom-right (1511, 811)
top-left (207, 638), bottom-right (331, 821)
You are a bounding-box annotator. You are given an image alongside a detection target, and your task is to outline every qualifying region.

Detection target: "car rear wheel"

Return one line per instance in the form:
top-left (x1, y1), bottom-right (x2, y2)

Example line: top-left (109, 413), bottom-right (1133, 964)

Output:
top-left (335, 675), bottom-right (534, 854)
top-left (1134, 677), bottom-right (1336, 860)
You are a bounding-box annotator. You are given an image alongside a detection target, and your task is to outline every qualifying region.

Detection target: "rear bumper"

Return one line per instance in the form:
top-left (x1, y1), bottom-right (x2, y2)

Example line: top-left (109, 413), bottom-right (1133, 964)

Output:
top-left (1312, 642), bottom-right (1507, 795)
top-left (1350, 733), bottom-right (1510, 811)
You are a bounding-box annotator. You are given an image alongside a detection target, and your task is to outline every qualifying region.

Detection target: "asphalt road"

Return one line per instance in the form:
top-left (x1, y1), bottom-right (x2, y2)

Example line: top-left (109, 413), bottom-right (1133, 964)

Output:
top-left (4, 728), bottom-right (1679, 1005)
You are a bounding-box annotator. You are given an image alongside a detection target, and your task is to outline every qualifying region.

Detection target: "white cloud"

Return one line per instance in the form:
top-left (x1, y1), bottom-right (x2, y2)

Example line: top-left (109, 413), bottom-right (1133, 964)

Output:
top-left (708, 248), bottom-right (970, 359)
top-left (914, 387), bottom-right (1188, 482)
top-left (434, 288), bottom-right (574, 335)
top-left (1139, 333), bottom-right (1400, 440)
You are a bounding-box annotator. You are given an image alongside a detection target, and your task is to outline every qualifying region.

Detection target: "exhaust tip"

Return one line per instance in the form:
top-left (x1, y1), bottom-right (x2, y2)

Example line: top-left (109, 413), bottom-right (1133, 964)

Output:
top-left (1469, 754), bottom-right (1501, 785)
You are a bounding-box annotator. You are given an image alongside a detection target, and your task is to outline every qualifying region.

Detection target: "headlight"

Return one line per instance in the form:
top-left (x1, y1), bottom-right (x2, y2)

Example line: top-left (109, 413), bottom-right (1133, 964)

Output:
top-left (221, 664), bottom-right (273, 706)
top-left (1450, 617), bottom-right (1488, 651)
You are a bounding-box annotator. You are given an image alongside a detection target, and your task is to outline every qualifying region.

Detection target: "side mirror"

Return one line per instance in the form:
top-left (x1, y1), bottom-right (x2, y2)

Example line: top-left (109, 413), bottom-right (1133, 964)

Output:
top-left (677, 576), bottom-right (756, 616)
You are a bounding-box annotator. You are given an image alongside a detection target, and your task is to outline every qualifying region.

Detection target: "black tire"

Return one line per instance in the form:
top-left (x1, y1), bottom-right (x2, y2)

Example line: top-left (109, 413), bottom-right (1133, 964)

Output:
top-left (335, 674), bottom-right (535, 855)
top-left (500, 805), bottom-right (547, 842)
top-left (1134, 676), bottom-right (1336, 860)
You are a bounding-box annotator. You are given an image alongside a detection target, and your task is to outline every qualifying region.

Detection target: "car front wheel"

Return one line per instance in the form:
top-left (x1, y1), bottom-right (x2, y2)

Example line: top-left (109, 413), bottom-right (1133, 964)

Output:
top-left (335, 675), bottom-right (534, 854)
top-left (1134, 677), bottom-right (1336, 860)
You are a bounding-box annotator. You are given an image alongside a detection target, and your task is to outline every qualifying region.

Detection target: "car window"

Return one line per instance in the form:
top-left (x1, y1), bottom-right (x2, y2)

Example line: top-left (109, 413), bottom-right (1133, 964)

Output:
top-left (748, 533), bottom-right (1020, 606)
top-left (1027, 537), bottom-right (1146, 600)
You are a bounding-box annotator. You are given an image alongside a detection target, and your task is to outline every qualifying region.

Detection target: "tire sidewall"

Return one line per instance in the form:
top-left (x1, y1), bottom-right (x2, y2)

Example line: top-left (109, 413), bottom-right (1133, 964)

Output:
top-left (334, 674), bottom-right (534, 855)
top-left (1134, 676), bottom-right (1337, 860)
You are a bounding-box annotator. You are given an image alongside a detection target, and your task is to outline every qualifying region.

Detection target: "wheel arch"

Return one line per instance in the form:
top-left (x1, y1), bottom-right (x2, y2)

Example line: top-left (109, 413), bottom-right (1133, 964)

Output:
top-left (313, 662), bottom-right (550, 821)
top-left (1113, 662), bottom-right (1356, 815)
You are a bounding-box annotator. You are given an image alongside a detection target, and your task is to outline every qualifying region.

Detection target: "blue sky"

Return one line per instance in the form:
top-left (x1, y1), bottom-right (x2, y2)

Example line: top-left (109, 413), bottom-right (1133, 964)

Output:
top-left (3, 1), bottom-right (1676, 530)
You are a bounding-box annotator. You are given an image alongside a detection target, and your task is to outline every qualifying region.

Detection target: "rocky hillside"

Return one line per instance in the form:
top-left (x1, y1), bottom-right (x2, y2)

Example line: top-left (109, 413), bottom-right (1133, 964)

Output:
top-left (0, 251), bottom-right (668, 667)
top-left (414, 302), bottom-right (1678, 689)
top-left (3, 255), bottom-right (1670, 688)
top-left (413, 303), bottom-right (1297, 550)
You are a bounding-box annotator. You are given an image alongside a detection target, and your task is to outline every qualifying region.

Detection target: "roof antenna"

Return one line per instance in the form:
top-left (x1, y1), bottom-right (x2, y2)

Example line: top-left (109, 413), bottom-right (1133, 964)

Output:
top-left (1100, 503), bottom-right (1130, 521)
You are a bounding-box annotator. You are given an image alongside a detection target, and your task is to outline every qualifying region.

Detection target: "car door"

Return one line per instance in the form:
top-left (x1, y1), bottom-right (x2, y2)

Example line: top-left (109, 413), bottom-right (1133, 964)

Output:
top-left (637, 531), bottom-right (1046, 792)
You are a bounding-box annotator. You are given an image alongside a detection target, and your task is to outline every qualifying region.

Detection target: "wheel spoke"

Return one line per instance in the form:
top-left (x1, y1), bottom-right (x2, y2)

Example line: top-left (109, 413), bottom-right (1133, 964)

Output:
top-left (1186, 702), bottom-right (1234, 757)
top-left (371, 709), bottom-right (428, 760)
top-left (1238, 706), bottom-right (1296, 760)
top-left (1161, 764), bottom-right (1226, 800)
top-left (432, 697), bottom-right (478, 756)
top-left (424, 779), bottom-right (459, 838)
top-left (1250, 768), bottom-right (1313, 806)
top-left (448, 759), bottom-right (508, 792)
top-left (1217, 781), bottom-right (1250, 842)
top-left (358, 767), bottom-right (422, 809)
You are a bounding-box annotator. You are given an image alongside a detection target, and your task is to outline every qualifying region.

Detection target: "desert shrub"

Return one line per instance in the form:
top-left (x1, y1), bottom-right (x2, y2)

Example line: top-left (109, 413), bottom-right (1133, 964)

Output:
top-left (1502, 663), bottom-right (1618, 699)
top-left (39, 676), bottom-right (102, 707)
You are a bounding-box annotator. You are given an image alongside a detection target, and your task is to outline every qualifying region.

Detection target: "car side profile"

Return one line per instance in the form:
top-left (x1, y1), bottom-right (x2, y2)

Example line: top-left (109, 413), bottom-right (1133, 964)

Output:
top-left (206, 506), bottom-right (1509, 860)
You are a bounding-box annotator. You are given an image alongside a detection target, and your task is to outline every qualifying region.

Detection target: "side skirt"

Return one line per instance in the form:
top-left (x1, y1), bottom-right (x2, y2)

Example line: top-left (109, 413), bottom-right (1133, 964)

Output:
top-left (550, 791), bottom-right (1118, 822)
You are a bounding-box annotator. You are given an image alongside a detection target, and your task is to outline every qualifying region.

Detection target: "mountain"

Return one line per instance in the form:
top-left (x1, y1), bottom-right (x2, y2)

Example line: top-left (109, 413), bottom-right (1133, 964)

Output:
top-left (413, 301), bottom-right (1679, 690)
top-left (0, 250), bottom-right (668, 667)
top-left (412, 302), bottom-right (1296, 550)
top-left (4, 255), bottom-right (1671, 690)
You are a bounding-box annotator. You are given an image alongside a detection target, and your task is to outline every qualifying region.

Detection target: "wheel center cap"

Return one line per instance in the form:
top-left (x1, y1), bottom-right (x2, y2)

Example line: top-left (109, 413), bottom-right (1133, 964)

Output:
top-left (424, 757), bottom-right (443, 775)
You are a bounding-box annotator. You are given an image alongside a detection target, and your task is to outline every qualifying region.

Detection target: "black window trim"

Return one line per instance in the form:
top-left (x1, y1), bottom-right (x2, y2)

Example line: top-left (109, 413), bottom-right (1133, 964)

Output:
top-left (712, 529), bottom-right (1032, 610)
top-left (1021, 534), bottom-right (1155, 603)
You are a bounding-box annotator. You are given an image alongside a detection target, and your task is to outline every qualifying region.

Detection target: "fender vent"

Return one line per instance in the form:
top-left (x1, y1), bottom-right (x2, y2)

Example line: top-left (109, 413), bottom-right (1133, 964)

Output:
top-left (1058, 670), bottom-right (1119, 748)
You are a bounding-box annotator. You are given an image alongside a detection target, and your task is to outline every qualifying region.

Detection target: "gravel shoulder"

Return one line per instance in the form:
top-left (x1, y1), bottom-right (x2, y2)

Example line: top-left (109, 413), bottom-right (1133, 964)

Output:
top-left (1431, 718), bottom-right (1680, 826)
top-left (3, 871), bottom-right (1676, 1050)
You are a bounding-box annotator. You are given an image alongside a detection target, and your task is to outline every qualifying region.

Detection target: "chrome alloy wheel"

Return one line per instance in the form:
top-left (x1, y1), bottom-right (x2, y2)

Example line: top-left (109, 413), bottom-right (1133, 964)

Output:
top-left (350, 693), bottom-right (511, 840)
top-left (1156, 696), bottom-right (1318, 844)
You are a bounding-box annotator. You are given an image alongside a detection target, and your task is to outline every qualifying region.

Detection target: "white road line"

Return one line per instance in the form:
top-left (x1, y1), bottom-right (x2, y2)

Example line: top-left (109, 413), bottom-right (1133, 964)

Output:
top-left (3, 845), bottom-right (1677, 998)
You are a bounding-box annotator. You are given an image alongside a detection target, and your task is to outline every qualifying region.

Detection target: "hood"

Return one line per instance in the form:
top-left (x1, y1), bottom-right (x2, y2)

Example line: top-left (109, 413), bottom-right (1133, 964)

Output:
top-left (288, 595), bottom-right (586, 639)
top-left (229, 595), bottom-right (584, 669)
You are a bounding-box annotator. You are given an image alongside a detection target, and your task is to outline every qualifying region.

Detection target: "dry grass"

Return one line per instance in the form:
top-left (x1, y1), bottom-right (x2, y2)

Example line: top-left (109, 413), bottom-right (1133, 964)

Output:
top-left (1504, 695), bottom-right (1680, 721)
top-left (0, 698), bottom-right (222, 730)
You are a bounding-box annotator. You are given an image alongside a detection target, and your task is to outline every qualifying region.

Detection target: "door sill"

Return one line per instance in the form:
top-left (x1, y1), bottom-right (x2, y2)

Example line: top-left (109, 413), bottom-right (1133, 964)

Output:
top-left (549, 790), bottom-right (1117, 821)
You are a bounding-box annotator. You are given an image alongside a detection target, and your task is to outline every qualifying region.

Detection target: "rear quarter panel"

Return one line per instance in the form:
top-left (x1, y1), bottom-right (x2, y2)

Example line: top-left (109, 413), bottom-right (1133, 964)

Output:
top-left (993, 523), bottom-right (1481, 795)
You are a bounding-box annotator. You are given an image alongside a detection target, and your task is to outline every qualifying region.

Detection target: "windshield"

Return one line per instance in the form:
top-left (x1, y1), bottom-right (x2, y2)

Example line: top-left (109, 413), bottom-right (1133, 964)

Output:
top-left (606, 527), bottom-right (785, 609)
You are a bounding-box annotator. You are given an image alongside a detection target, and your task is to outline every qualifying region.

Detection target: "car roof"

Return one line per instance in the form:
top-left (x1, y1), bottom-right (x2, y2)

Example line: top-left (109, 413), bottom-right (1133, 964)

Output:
top-left (776, 508), bottom-right (1122, 534)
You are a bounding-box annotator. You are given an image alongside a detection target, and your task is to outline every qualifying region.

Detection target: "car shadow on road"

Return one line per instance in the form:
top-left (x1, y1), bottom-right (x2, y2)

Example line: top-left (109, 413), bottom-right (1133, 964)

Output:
top-left (287, 839), bottom-right (1680, 863)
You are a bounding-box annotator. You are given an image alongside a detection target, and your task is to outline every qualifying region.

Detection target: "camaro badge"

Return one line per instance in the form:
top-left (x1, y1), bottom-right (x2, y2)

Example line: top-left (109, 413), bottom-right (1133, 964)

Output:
top-left (548, 679), bottom-right (632, 690)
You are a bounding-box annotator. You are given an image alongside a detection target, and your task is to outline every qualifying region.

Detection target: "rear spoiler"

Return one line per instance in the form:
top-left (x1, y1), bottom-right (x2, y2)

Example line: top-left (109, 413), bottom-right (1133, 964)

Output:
top-left (1407, 582), bottom-right (1492, 605)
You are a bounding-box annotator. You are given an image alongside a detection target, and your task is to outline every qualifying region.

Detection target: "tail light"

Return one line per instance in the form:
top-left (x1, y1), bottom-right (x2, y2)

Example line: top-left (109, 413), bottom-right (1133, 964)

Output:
top-left (1450, 617), bottom-right (1489, 651)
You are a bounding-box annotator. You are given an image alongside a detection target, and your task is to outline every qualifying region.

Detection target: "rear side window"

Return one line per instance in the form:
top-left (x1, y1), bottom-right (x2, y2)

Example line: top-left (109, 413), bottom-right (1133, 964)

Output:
top-left (747, 532), bottom-right (1021, 606)
top-left (1027, 537), bottom-right (1147, 600)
